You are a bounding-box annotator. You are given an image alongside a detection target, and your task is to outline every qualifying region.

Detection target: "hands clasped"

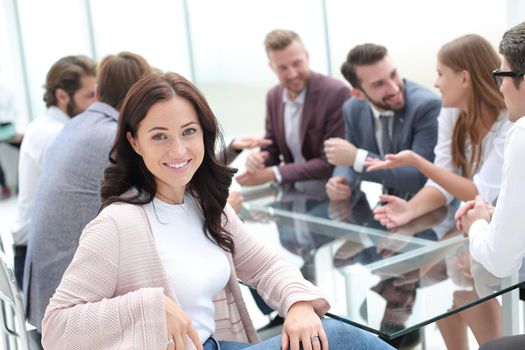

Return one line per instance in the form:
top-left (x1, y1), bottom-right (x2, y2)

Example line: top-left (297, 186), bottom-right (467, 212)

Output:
top-left (454, 195), bottom-right (493, 235)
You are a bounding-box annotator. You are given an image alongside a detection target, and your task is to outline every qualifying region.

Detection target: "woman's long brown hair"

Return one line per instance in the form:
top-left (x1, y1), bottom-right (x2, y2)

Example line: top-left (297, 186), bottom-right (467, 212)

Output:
top-left (438, 34), bottom-right (505, 178)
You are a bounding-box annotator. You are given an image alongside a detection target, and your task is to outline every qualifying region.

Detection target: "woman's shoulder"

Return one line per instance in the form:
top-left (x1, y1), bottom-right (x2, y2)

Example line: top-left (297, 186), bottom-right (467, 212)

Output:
top-left (97, 201), bottom-right (146, 225)
top-left (81, 202), bottom-right (150, 244)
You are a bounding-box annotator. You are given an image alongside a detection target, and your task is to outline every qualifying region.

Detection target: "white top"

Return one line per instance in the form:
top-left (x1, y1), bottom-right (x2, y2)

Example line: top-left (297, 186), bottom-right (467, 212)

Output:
top-left (0, 82), bottom-right (17, 124)
top-left (469, 116), bottom-right (525, 278)
top-left (143, 195), bottom-right (230, 343)
top-left (353, 104), bottom-right (394, 173)
top-left (426, 108), bottom-right (511, 204)
top-left (11, 106), bottom-right (70, 245)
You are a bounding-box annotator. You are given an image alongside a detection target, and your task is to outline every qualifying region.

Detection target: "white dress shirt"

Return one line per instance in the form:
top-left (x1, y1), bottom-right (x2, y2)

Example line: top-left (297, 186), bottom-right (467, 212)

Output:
top-left (11, 107), bottom-right (69, 245)
top-left (353, 104), bottom-right (394, 173)
top-left (426, 108), bottom-right (511, 204)
top-left (272, 88), bottom-right (306, 183)
top-left (469, 116), bottom-right (525, 278)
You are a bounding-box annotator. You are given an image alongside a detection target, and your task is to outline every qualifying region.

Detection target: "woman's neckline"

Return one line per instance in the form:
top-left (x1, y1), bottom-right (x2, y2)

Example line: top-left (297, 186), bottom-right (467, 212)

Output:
top-left (154, 193), bottom-right (189, 207)
top-left (155, 191), bottom-right (186, 205)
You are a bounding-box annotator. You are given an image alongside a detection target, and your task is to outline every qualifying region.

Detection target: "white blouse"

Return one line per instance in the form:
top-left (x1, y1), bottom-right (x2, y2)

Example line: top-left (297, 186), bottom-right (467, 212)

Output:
top-left (143, 195), bottom-right (230, 343)
top-left (426, 108), bottom-right (512, 204)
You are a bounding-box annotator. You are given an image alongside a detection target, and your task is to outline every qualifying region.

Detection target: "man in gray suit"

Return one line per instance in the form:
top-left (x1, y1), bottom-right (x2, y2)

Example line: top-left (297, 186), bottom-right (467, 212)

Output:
top-left (324, 43), bottom-right (440, 203)
top-left (23, 52), bottom-right (151, 332)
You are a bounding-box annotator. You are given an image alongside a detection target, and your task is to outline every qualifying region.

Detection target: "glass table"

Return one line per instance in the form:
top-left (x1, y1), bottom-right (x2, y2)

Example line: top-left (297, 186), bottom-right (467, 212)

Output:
top-left (239, 184), bottom-right (524, 341)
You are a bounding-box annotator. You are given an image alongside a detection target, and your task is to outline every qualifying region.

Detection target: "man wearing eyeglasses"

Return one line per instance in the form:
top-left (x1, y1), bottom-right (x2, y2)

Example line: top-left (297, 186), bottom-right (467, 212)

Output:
top-left (456, 21), bottom-right (525, 350)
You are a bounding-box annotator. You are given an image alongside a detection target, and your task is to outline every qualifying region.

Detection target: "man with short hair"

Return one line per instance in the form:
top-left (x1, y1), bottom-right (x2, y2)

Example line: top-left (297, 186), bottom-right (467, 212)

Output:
top-left (456, 21), bottom-right (525, 350)
top-left (236, 29), bottom-right (351, 190)
top-left (11, 55), bottom-right (97, 287)
top-left (24, 52), bottom-right (151, 332)
top-left (325, 43), bottom-right (440, 202)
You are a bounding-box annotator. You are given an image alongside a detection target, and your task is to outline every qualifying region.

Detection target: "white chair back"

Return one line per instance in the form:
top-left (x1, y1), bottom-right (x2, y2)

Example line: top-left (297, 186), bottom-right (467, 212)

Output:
top-left (0, 251), bottom-right (30, 350)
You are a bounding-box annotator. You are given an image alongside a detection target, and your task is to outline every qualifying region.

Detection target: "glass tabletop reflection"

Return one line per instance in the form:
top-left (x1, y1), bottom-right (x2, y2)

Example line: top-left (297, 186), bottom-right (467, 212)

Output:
top-left (239, 183), bottom-right (523, 339)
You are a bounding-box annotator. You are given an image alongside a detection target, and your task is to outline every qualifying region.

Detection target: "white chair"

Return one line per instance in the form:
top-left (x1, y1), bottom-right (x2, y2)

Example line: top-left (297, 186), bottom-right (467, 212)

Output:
top-left (0, 251), bottom-right (41, 349)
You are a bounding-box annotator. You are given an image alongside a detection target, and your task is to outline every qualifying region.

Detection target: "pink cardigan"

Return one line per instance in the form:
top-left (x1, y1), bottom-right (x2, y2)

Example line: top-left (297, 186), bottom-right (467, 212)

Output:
top-left (42, 202), bottom-right (330, 349)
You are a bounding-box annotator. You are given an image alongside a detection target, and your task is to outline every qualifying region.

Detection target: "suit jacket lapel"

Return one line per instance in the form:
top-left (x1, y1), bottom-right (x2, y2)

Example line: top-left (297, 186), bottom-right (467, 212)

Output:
top-left (300, 74), bottom-right (319, 146)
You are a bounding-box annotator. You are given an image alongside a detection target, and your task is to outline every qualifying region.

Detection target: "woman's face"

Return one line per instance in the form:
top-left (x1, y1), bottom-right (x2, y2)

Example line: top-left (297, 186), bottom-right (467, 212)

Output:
top-left (127, 95), bottom-right (204, 203)
top-left (434, 61), bottom-right (469, 110)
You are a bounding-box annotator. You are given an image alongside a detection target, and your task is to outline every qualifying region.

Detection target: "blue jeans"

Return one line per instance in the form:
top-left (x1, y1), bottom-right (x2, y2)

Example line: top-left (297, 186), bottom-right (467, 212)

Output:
top-left (203, 318), bottom-right (394, 350)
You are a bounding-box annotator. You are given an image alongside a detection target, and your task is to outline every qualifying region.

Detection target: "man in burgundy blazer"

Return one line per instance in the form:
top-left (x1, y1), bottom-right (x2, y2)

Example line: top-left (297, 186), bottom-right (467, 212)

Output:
top-left (236, 29), bottom-right (351, 188)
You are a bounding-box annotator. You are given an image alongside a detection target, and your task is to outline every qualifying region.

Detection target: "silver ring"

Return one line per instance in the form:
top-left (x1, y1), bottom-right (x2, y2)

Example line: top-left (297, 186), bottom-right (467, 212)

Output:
top-left (310, 334), bottom-right (320, 343)
top-left (168, 337), bottom-right (175, 344)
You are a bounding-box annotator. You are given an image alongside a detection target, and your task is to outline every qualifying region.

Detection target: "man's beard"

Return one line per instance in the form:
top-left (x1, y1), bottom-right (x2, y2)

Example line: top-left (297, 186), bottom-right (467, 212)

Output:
top-left (362, 85), bottom-right (405, 111)
top-left (66, 98), bottom-right (82, 117)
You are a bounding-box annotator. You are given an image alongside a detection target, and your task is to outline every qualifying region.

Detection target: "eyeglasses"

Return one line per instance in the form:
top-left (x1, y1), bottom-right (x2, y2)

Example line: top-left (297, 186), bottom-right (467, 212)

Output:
top-left (492, 69), bottom-right (525, 88)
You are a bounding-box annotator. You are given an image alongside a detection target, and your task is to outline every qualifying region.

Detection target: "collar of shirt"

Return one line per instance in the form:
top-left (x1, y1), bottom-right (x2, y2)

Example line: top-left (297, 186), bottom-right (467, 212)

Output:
top-left (282, 88), bottom-right (307, 106)
top-left (368, 102), bottom-right (394, 120)
top-left (86, 101), bottom-right (120, 121)
top-left (47, 106), bottom-right (71, 124)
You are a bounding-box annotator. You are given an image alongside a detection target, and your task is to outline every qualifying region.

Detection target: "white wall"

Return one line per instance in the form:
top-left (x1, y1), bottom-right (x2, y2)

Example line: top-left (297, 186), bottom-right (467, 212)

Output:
top-left (326, 0), bottom-right (507, 90)
top-left (0, 0), bottom-right (523, 139)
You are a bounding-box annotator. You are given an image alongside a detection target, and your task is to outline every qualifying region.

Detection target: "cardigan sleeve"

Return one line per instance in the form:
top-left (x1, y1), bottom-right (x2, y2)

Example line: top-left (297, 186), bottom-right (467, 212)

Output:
top-left (223, 205), bottom-right (330, 318)
top-left (41, 209), bottom-right (171, 350)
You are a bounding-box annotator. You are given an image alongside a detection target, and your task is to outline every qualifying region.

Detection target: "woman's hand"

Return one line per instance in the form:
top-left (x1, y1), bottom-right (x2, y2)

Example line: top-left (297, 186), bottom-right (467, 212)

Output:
top-left (365, 150), bottom-right (418, 171)
top-left (164, 296), bottom-right (202, 350)
top-left (373, 195), bottom-right (414, 229)
top-left (282, 301), bottom-right (328, 350)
